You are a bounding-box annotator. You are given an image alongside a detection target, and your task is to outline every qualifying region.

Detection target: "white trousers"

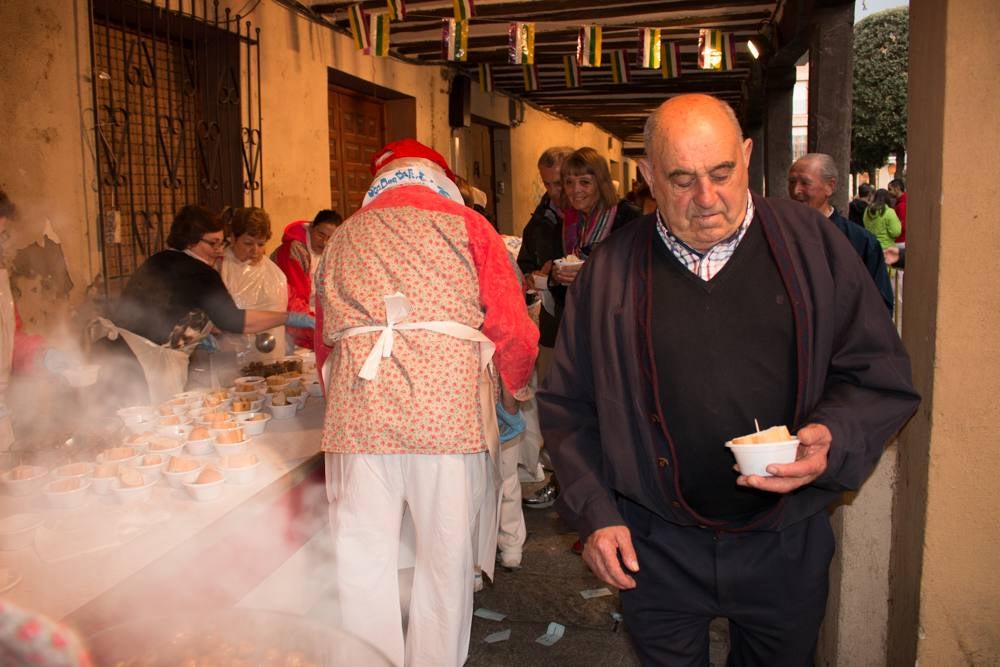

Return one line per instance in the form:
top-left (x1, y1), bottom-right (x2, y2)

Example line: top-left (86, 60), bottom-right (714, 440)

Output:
top-left (326, 452), bottom-right (487, 667)
top-left (497, 441), bottom-right (526, 561)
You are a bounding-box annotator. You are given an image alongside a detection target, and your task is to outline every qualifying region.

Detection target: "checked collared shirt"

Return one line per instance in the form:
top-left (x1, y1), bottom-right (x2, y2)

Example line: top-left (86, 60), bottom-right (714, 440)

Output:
top-left (655, 192), bottom-right (755, 281)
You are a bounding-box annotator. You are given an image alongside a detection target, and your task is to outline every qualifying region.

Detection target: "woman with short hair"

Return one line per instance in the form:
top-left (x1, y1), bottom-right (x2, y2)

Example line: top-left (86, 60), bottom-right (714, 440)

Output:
top-left (552, 147), bottom-right (641, 287)
top-left (219, 207), bottom-right (289, 360)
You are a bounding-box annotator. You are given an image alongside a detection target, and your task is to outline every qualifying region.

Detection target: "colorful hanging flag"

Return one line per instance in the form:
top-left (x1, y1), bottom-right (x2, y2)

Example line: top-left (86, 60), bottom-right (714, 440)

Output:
top-left (453, 0), bottom-right (474, 21)
top-left (698, 29), bottom-right (736, 70)
top-left (386, 0), bottom-right (406, 21)
top-left (370, 13), bottom-right (391, 56)
top-left (577, 24), bottom-right (602, 67)
top-left (661, 41), bottom-right (681, 78)
top-left (523, 63), bottom-right (539, 92)
top-left (637, 28), bottom-right (661, 69)
top-left (563, 55), bottom-right (580, 88)
top-left (441, 19), bottom-right (469, 61)
top-left (610, 49), bottom-right (630, 83)
top-left (508, 22), bottom-right (536, 64)
top-left (347, 4), bottom-right (369, 51)
top-left (479, 63), bottom-right (495, 93)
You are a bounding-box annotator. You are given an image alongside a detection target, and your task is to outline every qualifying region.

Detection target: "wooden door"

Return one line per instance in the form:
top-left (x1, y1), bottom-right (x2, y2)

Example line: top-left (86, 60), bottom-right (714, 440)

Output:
top-left (467, 121), bottom-right (496, 220)
top-left (329, 86), bottom-right (385, 217)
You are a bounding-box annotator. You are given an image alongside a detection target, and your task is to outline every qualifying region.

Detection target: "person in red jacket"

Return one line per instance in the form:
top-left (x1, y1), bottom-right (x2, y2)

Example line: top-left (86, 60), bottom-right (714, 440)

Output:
top-left (888, 178), bottom-right (907, 243)
top-left (270, 210), bottom-right (342, 350)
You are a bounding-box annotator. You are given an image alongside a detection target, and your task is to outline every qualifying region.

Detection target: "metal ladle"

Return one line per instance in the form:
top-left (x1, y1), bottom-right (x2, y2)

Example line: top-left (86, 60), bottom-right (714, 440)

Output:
top-left (255, 332), bottom-right (276, 353)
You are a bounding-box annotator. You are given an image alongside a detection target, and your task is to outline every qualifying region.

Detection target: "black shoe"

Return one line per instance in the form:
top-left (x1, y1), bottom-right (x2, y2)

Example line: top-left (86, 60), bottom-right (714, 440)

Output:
top-left (523, 478), bottom-right (559, 509)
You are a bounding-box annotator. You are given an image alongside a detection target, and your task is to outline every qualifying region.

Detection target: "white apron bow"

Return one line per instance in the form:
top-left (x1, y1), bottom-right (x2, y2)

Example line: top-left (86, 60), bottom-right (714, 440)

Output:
top-left (328, 293), bottom-right (495, 380)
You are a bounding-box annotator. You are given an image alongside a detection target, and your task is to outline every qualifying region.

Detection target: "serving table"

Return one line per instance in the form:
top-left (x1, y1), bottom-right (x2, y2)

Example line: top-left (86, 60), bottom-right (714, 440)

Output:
top-left (0, 397), bottom-right (327, 639)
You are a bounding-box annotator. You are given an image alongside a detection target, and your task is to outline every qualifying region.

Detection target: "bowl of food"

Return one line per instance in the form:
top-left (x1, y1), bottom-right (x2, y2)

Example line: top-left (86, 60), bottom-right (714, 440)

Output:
top-left (185, 426), bottom-right (216, 456)
top-left (90, 463), bottom-right (120, 495)
top-left (157, 414), bottom-right (193, 437)
top-left (213, 429), bottom-right (250, 456)
top-left (232, 412), bottom-right (271, 436)
top-left (162, 456), bottom-right (204, 488)
top-left (233, 376), bottom-right (266, 393)
top-left (129, 454), bottom-right (168, 483)
top-left (183, 466), bottom-right (225, 501)
top-left (97, 447), bottom-right (141, 466)
top-left (44, 477), bottom-right (91, 509)
top-left (268, 393), bottom-right (296, 419)
top-left (305, 380), bottom-right (323, 398)
top-left (219, 453), bottom-right (260, 485)
top-left (122, 431), bottom-right (155, 451)
top-left (111, 469), bottom-right (155, 503)
top-left (230, 398), bottom-right (263, 415)
top-left (146, 436), bottom-right (185, 458)
top-left (0, 513), bottom-right (44, 550)
top-left (52, 461), bottom-right (95, 481)
top-left (725, 425), bottom-right (800, 477)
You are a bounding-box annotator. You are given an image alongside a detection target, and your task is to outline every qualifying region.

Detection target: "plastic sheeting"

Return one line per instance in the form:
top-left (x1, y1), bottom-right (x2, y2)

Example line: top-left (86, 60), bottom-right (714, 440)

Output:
top-left (219, 250), bottom-right (287, 362)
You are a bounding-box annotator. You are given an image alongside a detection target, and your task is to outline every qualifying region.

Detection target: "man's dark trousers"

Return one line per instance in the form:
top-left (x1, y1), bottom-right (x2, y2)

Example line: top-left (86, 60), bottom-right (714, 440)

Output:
top-left (618, 496), bottom-right (834, 666)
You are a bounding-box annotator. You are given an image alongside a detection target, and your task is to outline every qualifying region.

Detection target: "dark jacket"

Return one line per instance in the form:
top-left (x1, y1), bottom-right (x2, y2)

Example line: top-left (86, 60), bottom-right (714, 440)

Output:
top-left (114, 249), bottom-right (246, 344)
top-left (517, 195), bottom-right (565, 347)
top-left (518, 197), bottom-right (641, 347)
top-left (828, 208), bottom-right (895, 313)
top-left (537, 194), bottom-right (919, 539)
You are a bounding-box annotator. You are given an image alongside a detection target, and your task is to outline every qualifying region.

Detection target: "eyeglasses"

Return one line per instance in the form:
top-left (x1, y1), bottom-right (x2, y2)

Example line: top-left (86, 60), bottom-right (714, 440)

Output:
top-left (199, 237), bottom-right (228, 249)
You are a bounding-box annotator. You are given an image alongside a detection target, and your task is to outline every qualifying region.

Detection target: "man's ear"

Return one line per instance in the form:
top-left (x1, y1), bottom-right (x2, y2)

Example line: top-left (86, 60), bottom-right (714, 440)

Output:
top-left (637, 158), bottom-right (654, 186)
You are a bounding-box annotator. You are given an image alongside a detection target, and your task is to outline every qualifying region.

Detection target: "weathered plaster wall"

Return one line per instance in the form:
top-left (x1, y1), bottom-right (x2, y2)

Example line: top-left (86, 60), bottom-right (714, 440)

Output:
top-left (0, 0), bottom-right (100, 334)
top-left (888, 0), bottom-right (1000, 663)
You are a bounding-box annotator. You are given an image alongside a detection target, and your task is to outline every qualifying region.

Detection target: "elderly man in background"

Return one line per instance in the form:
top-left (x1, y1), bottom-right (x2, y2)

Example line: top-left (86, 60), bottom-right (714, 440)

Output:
top-left (516, 146), bottom-right (575, 508)
top-left (271, 209), bottom-right (342, 350)
top-left (539, 94), bottom-right (919, 664)
top-left (318, 139), bottom-right (537, 667)
top-left (788, 153), bottom-right (895, 313)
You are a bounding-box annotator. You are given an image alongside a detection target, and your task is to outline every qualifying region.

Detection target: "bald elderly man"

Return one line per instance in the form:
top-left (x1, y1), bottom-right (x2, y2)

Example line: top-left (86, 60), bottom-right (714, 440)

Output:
top-left (538, 95), bottom-right (919, 664)
top-left (788, 153), bottom-right (895, 313)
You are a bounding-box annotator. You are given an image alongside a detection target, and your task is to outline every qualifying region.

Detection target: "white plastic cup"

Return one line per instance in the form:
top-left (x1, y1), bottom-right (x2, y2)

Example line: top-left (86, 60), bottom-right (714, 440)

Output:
top-left (725, 439), bottom-right (800, 477)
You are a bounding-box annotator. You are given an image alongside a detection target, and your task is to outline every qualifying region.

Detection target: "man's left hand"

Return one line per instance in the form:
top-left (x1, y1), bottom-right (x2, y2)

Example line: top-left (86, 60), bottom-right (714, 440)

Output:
top-left (736, 423), bottom-right (831, 493)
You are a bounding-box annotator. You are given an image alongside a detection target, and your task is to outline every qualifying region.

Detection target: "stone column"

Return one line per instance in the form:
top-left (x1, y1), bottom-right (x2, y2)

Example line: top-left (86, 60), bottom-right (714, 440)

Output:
top-left (806, 1), bottom-right (854, 212)
top-left (887, 0), bottom-right (1000, 664)
top-left (764, 66), bottom-right (795, 198)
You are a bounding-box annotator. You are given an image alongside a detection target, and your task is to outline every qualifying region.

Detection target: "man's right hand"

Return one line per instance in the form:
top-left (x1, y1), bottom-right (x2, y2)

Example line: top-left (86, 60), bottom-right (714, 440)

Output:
top-left (582, 525), bottom-right (639, 590)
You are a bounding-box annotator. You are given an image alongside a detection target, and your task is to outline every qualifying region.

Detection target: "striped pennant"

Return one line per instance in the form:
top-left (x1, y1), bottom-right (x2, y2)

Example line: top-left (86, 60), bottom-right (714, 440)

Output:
top-left (698, 29), bottom-right (737, 70)
top-left (563, 55), bottom-right (580, 88)
top-left (508, 22), bottom-right (536, 65)
top-left (453, 0), bottom-right (474, 21)
top-left (637, 28), bottom-right (661, 69)
top-left (610, 49), bottom-right (630, 83)
top-left (347, 3), bottom-right (369, 51)
top-left (386, 0), bottom-right (406, 21)
top-left (370, 13), bottom-right (390, 57)
top-left (577, 24), bottom-right (602, 67)
top-left (479, 63), bottom-right (495, 93)
top-left (661, 41), bottom-right (682, 78)
top-left (523, 63), bottom-right (540, 92)
top-left (441, 19), bottom-right (469, 61)
top-left (442, 19), bottom-right (468, 61)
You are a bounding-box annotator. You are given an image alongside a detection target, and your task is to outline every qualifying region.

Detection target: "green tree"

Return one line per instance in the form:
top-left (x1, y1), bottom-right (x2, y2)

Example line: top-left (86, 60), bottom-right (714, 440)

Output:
top-left (851, 7), bottom-right (909, 181)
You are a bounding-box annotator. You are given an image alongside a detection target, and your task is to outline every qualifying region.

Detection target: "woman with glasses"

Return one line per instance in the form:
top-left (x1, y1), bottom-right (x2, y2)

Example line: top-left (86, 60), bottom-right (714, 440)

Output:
top-left (104, 205), bottom-right (313, 400)
top-left (219, 206), bottom-right (288, 360)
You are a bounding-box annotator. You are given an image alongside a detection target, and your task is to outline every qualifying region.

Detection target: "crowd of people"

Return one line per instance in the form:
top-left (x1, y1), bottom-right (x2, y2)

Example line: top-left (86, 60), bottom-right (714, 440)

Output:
top-left (0, 94), bottom-right (920, 666)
